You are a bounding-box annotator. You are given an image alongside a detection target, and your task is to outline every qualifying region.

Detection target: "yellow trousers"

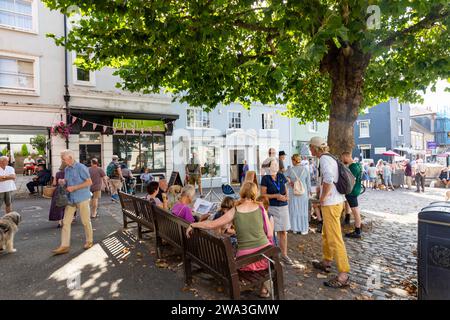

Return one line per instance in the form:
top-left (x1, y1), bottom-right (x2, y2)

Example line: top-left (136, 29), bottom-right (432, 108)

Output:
top-left (321, 203), bottom-right (350, 273)
top-left (61, 199), bottom-right (93, 247)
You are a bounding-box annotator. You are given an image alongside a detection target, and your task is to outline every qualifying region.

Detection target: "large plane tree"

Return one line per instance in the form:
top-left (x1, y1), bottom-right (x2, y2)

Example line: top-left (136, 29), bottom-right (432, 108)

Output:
top-left (45, 0), bottom-right (450, 154)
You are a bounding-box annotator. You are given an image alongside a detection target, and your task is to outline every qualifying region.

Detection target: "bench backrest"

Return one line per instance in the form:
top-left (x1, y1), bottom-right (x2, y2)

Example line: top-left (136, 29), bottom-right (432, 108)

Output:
top-left (118, 192), bottom-right (138, 217)
top-left (184, 228), bottom-right (236, 283)
top-left (152, 205), bottom-right (188, 250)
top-left (133, 196), bottom-right (154, 228)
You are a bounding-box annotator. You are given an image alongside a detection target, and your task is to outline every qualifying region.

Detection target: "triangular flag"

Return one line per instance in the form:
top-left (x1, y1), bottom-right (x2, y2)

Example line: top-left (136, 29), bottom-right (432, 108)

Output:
top-left (103, 126), bottom-right (107, 133)
top-left (82, 120), bottom-right (87, 127)
top-left (92, 123), bottom-right (97, 130)
top-left (71, 116), bottom-right (77, 124)
top-left (141, 128), bottom-right (144, 134)
top-left (122, 128), bottom-right (126, 134)
top-left (50, 127), bottom-right (54, 134)
top-left (113, 128), bottom-right (117, 134)
top-left (132, 128), bottom-right (135, 134)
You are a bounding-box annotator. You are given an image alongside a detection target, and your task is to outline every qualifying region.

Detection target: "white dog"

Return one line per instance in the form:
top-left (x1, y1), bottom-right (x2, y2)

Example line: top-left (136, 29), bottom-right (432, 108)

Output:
top-left (0, 211), bottom-right (21, 253)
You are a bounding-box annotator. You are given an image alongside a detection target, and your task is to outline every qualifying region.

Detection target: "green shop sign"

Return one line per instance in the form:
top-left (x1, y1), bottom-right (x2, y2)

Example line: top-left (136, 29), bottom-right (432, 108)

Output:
top-left (113, 119), bottom-right (165, 132)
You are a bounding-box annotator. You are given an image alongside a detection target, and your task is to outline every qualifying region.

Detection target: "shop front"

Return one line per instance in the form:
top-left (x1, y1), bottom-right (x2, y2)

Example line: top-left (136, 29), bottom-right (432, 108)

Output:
top-left (69, 108), bottom-right (178, 176)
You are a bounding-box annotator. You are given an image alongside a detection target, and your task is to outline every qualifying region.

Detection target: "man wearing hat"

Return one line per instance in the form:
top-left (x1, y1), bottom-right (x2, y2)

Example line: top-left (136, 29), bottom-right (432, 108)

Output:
top-left (106, 155), bottom-right (124, 201)
top-left (309, 136), bottom-right (350, 288)
top-left (278, 151), bottom-right (287, 175)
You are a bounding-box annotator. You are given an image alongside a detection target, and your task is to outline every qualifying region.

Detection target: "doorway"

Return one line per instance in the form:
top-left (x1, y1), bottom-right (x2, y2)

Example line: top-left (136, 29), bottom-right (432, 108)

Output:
top-left (229, 149), bottom-right (245, 184)
top-left (0, 142), bottom-right (12, 165)
top-left (79, 144), bottom-right (102, 167)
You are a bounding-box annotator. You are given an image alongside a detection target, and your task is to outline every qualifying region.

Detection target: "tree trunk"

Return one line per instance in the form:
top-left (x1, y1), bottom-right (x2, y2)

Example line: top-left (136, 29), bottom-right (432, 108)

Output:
top-left (321, 44), bottom-right (371, 156)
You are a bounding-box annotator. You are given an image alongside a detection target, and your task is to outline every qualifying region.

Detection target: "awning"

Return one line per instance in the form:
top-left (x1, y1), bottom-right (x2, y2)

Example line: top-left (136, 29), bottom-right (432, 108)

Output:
top-left (393, 147), bottom-right (414, 153)
top-left (69, 107), bottom-right (179, 122)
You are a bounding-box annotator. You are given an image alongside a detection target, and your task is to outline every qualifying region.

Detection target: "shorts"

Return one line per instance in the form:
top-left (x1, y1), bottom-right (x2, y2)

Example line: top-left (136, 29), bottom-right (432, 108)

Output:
top-left (0, 191), bottom-right (12, 207)
top-left (92, 190), bottom-right (102, 199)
top-left (345, 194), bottom-right (358, 208)
top-left (384, 175), bottom-right (392, 185)
top-left (369, 177), bottom-right (377, 182)
top-left (188, 174), bottom-right (202, 186)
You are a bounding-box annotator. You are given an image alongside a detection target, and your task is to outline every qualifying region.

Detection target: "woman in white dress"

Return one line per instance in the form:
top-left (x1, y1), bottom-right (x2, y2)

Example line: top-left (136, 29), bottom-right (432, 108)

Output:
top-left (286, 154), bottom-right (311, 235)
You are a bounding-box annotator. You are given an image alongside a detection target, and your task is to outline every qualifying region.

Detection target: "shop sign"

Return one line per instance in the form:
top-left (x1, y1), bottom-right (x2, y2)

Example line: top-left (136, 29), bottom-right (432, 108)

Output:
top-left (374, 147), bottom-right (386, 154)
top-left (426, 141), bottom-right (437, 149)
top-left (113, 119), bottom-right (165, 132)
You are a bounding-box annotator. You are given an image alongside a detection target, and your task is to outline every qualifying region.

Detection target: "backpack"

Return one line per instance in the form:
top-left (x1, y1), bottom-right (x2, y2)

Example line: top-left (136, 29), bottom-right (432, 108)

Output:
top-left (291, 167), bottom-right (306, 196)
top-left (107, 162), bottom-right (118, 178)
top-left (320, 154), bottom-right (356, 195)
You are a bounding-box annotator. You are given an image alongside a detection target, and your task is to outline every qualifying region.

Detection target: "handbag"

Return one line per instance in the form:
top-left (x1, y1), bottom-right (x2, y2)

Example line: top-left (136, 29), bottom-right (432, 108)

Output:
top-left (55, 185), bottom-right (69, 208)
top-left (291, 167), bottom-right (306, 196)
top-left (43, 186), bottom-right (56, 199)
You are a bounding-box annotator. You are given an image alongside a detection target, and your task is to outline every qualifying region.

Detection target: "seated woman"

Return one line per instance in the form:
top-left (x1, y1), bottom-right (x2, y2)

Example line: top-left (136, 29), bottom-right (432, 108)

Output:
top-left (140, 168), bottom-right (154, 186)
top-left (186, 182), bottom-right (274, 298)
top-left (145, 181), bottom-right (167, 209)
top-left (439, 167), bottom-right (450, 188)
top-left (172, 185), bottom-right (197, 223)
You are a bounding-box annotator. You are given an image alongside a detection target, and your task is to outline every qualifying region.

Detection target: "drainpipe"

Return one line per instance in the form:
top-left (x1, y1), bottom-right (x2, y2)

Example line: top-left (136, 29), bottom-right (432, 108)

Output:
top-left (63, 14), bottom-right (70, 149)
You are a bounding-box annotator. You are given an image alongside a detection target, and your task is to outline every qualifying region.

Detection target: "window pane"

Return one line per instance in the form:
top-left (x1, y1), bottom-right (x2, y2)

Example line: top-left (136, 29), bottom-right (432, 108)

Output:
top-left (187, 109), bottom-right (194, 127)
top-left (0, 73), bottom-right (17, 87)
top-left (0, 58), bottom-right (17, 73)
top-left (17, 74), bottom-right (32, 88)
top-left (77, 67), bottom-right (90, 82)
top-left (0, 0), bottom-right (15, 11)
top-left (0, 11), bottom-right (15, 26)
top-left (16, 0), bottom-right (32, 15)
top-left (154, 151), bottom-right (165, 170)
top-left (141, 135), bottom-right (153, 170)
top-left (153, 134), bottom-right (165, 152)
top-left (18, 60), bottom-right (32, 75)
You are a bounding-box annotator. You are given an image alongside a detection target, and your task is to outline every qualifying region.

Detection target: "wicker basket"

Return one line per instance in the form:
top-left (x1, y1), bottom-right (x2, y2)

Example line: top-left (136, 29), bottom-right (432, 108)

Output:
top-left (43, 186), bottom-right (56, 199)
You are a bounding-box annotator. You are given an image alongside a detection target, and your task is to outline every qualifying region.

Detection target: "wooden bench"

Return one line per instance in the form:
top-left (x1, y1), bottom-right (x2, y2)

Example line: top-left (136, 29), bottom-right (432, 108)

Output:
top-left (118, 192), bottom-right (154, 239)
top-left (152, 205), bottom-right (285, 300)
top-left (118, 196), bottom-right (285, 300)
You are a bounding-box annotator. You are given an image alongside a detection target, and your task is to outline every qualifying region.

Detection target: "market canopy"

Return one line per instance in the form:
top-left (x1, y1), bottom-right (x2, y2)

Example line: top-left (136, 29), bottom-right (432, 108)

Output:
top-left (382, 150), bottom-right (400, 156)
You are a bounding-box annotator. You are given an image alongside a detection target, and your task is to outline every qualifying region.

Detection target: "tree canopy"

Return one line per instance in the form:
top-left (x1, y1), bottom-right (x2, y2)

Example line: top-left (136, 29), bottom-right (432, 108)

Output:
top-left (44, 0), bottom-right (450, 152)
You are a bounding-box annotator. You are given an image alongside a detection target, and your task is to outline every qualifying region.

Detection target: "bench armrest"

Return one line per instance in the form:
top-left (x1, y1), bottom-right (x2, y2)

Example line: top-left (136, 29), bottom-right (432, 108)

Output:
top-left (235, 245), bottom-right (280, 269)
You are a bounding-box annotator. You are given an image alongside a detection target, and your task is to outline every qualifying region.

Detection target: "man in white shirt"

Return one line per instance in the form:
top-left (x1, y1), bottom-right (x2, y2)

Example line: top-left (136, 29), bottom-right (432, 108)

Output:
top-left (309, 137), bottom-right (350, 289)
top-left (0, 156), bottom-right (17, 213)
top-left (415, 158), bottom-right (427, 193)
top-left (261, 147), bottom-right (277, 175)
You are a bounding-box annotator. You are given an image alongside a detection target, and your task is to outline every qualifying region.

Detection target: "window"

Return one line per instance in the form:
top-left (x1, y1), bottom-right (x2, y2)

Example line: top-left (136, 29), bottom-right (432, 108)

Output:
top-left (113, 133), bottom-right (166, 173)
top-left (190, 141), bottom-right (221, 177)
top-left (359, 121), bottom-right (370, 138)
top-left (398, 103), bottom-right (403, 112)
top-left (228, 111), bottom-right (242, 129)
top-left (0, 0), bottom-right (36, 32)
top-left (72, 52), bottom-right (95, 86)
top-left (262, 113), bottom-right (274, 129)
top-left (0, 52), bottom-right (39, 94)
top-left (398, 118), bottom-right (404, 136)
top-left (309, 120), bottom-right (318, 132)
top-left (358, 145), bottom-right (371, 159)
top-left (187, 109), bottom-right (210, 128)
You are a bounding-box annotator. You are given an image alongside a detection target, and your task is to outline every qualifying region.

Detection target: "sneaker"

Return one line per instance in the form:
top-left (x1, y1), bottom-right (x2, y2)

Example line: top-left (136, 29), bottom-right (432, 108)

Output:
top-left (345, 231), bottom-right (362, 239)
top-left (281, 255), bottom-right (294, 265)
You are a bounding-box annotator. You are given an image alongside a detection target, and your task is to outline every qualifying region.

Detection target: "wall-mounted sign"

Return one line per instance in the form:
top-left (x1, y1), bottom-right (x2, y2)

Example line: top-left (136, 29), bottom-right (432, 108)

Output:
top-left (113, 119), bottom-right (165, 132)
top-left (426, 141), bottom-right (437, 149)
top-left (374, 147), bottom-right (386, 154)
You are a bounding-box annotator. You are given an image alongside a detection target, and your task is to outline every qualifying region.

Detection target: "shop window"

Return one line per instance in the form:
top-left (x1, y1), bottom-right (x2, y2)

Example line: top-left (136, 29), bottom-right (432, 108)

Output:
top-left (113, 134), bottom-right (166, 173)
top-left (190, 141), bottom-right (220, 177)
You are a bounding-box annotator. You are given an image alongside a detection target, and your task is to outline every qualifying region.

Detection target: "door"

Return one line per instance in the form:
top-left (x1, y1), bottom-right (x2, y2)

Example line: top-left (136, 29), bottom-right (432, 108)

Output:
top-left (79, 144), bottom-right (102, 167)
top-left (229, 149), bottom-right (245, 184)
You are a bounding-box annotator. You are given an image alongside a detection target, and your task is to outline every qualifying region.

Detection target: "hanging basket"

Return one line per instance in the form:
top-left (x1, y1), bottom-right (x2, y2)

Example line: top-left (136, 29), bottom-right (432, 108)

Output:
top-left (43, 186), bottom-right (56, 199)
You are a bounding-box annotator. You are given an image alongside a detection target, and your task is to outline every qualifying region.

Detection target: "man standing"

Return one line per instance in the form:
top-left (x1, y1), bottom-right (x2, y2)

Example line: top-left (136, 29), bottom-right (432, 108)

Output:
top-left (106, 155), bottom-right (123, 201)
top-left (89, 158), bottom-right (107, 218)
top-left (278, 151), bottom-right (287, 174)
top-left (53, 150), bottom-right (93, 255)
top-left (0, 156), bottom-right (16, 213)
top-left (185, 152), bottom-right (202, 196)
top-left (415, 159), bottom-right (427, 193)
top-left (404, 159), bottom-right (413, 190)
top-left (261, 147), bottom-right (277, 175)
top-left (341, 152), bottom-right (363, 239)
top-left (26, 164), bottom-right (51, 194)
top-left (309, 137), bottom-right (350, 288)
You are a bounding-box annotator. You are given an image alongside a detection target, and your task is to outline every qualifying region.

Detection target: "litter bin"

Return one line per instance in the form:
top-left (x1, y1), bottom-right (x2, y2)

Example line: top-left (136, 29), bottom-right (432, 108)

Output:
top-left (418, 204), bottom-right (450, 300)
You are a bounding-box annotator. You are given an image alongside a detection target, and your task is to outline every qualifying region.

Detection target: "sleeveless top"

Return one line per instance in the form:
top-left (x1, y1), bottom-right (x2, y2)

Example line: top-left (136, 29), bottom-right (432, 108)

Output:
top-left (233, 207), bottom-right (269, 250)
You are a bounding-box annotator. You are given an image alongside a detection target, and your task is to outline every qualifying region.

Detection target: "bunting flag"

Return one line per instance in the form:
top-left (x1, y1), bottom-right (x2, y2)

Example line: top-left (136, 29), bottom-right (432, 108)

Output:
top-left (92, 123), bottom-right (97, 130)
top-left (132, 128), bottom-right (135, 134)
top-left (50, 127), bottom-right (54, 134)
top-left (82, 120), bottom-right (87, 127)
top-left (122, 128), bottom-right (126, 134)
top-left (71, 116), bottom-right (77, 124)
top-left (141, 128), bottom-right (144, 134)
top-left (113, 128), bottom-right (117, 134)
top-left (103, 126), bottom-right (107, 133)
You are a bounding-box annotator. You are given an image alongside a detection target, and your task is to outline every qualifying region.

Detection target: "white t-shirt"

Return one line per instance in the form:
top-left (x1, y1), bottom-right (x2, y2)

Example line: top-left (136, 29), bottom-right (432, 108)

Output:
top-left (318, 155), bottom-right (345, 206)
top-left (0, 166), bottom-right (17, 193)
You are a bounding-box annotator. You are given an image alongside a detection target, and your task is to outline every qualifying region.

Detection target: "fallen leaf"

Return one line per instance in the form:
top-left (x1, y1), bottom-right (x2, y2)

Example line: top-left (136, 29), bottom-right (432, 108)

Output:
top-left (316, 273), bottom-right (328, 279)
top-left (122, 248), bottom-right (129, 254)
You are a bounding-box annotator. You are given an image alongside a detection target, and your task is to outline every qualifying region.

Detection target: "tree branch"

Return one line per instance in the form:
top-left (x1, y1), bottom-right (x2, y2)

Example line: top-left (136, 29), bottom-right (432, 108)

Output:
top-left (376, 4), bottom-right (449, 49)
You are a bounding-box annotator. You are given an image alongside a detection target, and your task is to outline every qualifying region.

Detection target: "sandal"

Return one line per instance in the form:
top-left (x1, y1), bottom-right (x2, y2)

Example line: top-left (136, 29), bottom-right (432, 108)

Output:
top-left (324, 276), bottom-right (350, 288)
top-left (312, 260), bottom-right (331, 273)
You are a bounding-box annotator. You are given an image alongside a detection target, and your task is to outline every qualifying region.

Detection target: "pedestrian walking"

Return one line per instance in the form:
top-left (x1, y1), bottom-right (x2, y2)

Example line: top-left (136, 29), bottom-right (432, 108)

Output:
top-left (309, 137), bottom-right (350, 288)
top-left (0, 156), bottom-right (16, 214)
top-left (261, 158), bottom-right (293, 265)
top-left (285, 154), bottom-right (311, 235)
top-left (368, 163), bottom-right (378, 189)
top-left (106, 155), bottom-right (123, 201)
top-left (382, 162), bottom-right (395, 191)
top-left (341, 152), bottom-right (363, 239)
top-left (241, 160), bottom-right (249, 185)
top-left (415, 159), bottom-right (427, 193)
top-left (48, 163), bottom-right (66, 227)
top-left (404, 159), bottom-right (413, 189)
top-left (278, 151), bottom-right (287, 175)
top-left (89, 158), bottom-right (107, 218)
top-left (52, 150), bottom-right (93, 255)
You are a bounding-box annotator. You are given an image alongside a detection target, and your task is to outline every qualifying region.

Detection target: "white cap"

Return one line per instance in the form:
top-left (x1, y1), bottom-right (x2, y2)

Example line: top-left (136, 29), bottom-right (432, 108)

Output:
top-left (309, 136), bottom-right (327, 148)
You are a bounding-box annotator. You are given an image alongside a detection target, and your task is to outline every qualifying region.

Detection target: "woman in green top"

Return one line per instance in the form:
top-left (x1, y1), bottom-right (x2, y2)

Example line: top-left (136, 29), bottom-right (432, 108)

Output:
top-left (186, 181), bottom-right (274, 298)
top-left (341, 152), bottom-right (362, 239)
